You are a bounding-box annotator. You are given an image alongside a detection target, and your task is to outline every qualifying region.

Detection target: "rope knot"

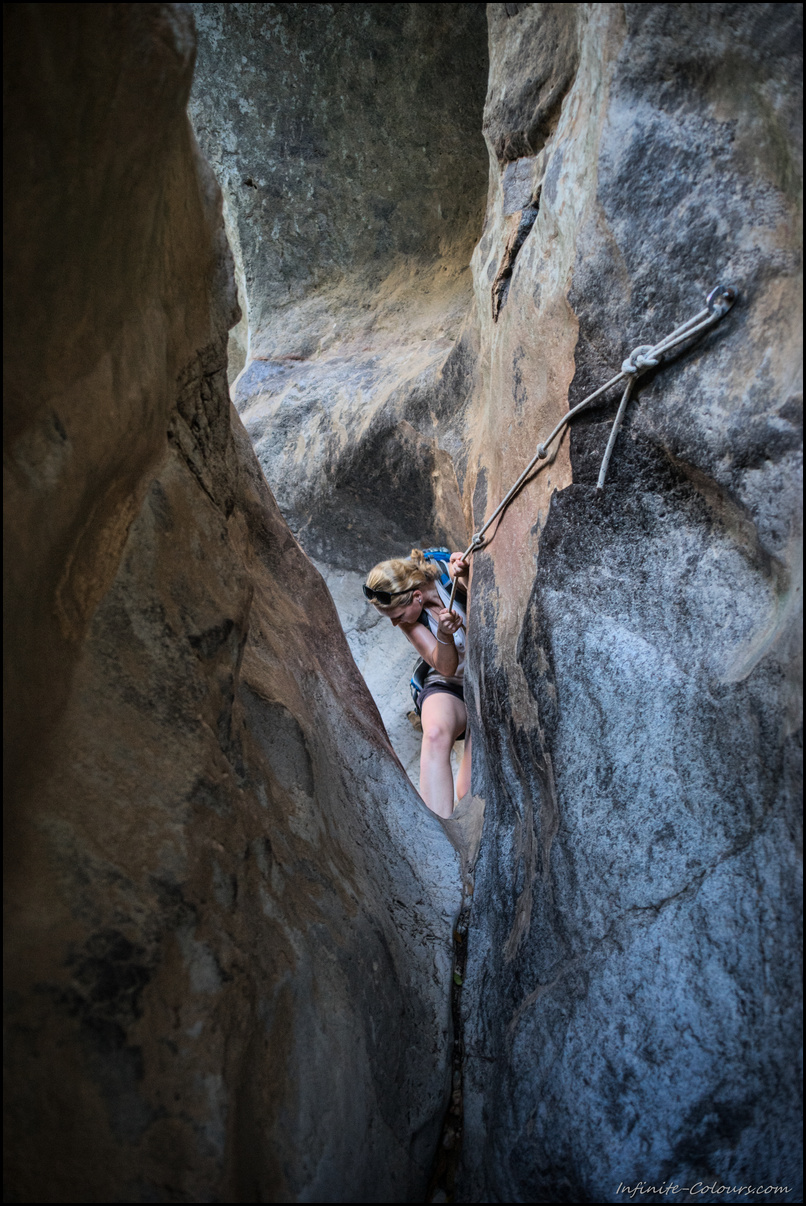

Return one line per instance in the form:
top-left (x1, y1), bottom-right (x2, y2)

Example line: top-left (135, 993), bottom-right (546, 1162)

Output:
top-left (536, 444), bottom-right (548, 459)
top-left (622, 344), bottom-right (659, 375)
top-left (471, 533), bottom-right (485, 551)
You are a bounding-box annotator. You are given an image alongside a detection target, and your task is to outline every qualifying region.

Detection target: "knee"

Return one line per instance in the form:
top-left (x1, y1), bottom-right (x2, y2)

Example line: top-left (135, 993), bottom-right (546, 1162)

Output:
top-left (421, 720), bottom-right (455, 754)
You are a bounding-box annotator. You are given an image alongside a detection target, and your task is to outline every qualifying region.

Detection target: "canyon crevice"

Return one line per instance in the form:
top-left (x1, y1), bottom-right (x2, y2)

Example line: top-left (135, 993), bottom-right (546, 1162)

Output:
top-left (4, 3), bottom-right (802, 1203)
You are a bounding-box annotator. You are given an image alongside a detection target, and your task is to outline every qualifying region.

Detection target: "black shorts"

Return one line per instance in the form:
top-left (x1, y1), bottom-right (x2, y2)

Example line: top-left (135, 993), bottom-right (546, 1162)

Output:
top-left (416, 681), bottom-right (466, 741)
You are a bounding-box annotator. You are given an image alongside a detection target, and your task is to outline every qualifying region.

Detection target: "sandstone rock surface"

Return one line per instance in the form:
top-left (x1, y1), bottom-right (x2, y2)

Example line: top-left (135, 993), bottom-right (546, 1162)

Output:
top-left (4, 6), bottom-right (459, 1202)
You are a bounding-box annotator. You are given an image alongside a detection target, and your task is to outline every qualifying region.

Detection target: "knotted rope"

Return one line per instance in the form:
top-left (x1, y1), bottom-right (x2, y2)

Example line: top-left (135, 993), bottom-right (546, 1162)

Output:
top-left (447, 284), bottom-right (737, 611)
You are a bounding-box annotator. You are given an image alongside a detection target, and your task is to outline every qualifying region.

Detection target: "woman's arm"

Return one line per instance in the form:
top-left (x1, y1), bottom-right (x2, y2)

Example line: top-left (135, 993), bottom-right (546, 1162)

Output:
top-left (400, 610), bottom-right (461, 677)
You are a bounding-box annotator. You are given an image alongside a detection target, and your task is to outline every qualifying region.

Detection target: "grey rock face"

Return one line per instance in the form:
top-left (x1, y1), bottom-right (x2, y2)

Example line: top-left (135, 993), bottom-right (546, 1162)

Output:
top-left (4, 6), bottom-right (459, 1202)
top-left (189, 2), bottom-right (489, 362)
top-left (483, 2), bottom-right (580, 165)
top-left (460, 4), bottom-right (802, 1201)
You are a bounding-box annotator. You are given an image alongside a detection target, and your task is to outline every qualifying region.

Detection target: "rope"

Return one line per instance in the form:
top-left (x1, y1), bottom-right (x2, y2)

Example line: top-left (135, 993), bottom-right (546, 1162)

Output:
top-left (447, 284), bottom-right (737, 611)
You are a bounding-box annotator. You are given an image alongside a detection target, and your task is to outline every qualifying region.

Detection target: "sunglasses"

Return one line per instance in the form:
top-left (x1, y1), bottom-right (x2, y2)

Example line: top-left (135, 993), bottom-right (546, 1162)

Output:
top-left (362, 584), bottom-right (415, 606)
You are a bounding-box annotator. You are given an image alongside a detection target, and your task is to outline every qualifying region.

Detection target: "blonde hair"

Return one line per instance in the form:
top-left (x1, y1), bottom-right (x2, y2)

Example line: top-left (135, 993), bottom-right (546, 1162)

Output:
top-left (365, 548), bottom-right (442, 608)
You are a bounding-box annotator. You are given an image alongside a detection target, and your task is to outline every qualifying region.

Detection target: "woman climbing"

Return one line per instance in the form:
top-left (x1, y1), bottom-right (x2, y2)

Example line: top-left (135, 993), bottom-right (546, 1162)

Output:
top-left (363, 549), bottom-right (471, 820)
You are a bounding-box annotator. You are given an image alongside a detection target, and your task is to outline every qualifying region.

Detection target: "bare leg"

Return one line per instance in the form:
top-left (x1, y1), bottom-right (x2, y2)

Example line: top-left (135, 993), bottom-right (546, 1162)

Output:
top-left (419, 692), bottom-right (467, 819)
top-left (455, 727), bottom-right (472, 803)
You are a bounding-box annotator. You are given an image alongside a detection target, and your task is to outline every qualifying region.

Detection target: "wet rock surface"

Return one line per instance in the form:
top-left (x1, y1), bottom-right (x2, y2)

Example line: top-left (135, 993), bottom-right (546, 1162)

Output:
top-left (4, 7), bottom-right (459, 1202)
top-left (460, 4), bottom-right (802, 1201)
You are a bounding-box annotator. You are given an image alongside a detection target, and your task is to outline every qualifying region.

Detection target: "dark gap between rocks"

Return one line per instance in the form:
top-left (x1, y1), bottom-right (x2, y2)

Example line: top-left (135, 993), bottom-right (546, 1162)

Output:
top-left (426, 880), bottom-right (472, 1204)
top-left (491, 190), bottom-right (541, 322)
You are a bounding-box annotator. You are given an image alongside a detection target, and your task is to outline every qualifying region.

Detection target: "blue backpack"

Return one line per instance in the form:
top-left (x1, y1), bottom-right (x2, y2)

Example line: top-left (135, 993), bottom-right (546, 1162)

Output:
top-left (409, 548), bottom-right (467, 712)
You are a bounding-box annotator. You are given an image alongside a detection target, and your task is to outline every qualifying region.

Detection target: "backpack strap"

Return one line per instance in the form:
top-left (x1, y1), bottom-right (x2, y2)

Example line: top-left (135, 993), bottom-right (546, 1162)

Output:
top-left (409, 548), bottom-right (467, 711)
top-left (410, 657), bottom-right (430, 712)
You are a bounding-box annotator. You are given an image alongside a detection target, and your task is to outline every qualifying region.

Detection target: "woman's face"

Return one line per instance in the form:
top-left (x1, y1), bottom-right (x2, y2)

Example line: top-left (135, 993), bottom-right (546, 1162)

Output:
top-left (376, 592), bottom-right (423, 627)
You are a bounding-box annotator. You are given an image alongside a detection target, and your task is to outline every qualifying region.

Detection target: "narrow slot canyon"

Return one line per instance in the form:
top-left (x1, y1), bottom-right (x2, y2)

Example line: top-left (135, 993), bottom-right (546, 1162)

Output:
top-left (4, 5), bottom-right (802, 1204)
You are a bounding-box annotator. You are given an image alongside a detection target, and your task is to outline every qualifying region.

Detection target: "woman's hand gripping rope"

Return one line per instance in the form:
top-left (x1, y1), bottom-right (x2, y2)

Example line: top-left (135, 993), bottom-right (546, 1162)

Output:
top-left (445, 551), bottom-right (471, 619)
top-left (435, 607), bottom-right (463, 644)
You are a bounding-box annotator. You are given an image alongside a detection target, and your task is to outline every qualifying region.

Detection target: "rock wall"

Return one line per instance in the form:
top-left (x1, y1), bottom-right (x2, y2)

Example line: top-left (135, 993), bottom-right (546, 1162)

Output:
top-left (3, 6), bottom-right (459, 1202)
top-left (460, 4), bottom-right (803, 1201)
